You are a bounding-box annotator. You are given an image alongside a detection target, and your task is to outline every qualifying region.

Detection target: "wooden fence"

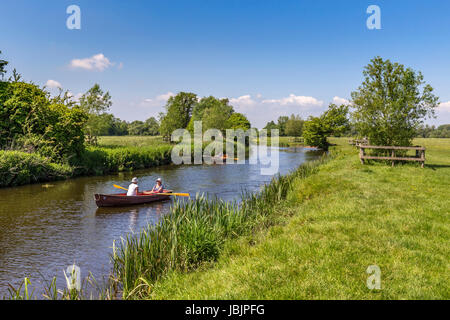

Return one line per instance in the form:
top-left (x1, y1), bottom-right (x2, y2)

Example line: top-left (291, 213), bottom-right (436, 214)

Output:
top-left (358, 145), bottom-right (426, 168)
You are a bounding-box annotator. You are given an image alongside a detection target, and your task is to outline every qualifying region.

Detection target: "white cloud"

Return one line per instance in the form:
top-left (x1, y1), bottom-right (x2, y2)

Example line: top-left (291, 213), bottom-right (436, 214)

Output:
top-left (70, 53), bottom-right (113, 71)
top-left (46, 79), bottom-right (62, 89)
top-left (438, 101), bottom-right (450, 112)
top-left (156, 92), bottom-right (175, 101)
top-left (226, 93), bottom-right (325, 129)
top-left (332, 96), bottom-right (351, 105)
top-left (140, 92), bottom-right (176, 107)
top-left (230, 95), bottom-right (256, 108)
top-left (262, 94), bottom-right (323, 107)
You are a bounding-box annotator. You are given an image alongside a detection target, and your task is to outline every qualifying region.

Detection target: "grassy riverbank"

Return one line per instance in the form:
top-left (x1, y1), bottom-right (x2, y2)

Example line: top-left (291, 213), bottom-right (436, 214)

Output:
top-left (111, 153), bottom-right (329, 299)
top-left (127, 137), bottom-right (449, 299)
top-left (0, 136), bottom-right (172, 188)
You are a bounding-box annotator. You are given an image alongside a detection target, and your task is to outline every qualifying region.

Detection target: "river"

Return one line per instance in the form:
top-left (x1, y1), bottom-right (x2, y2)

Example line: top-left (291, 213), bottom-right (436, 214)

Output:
top-left (0, 147), bottom-right (323, 297)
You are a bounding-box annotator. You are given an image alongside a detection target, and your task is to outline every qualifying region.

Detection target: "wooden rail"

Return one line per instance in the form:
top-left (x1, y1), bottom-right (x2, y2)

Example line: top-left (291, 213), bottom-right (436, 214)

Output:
top-left (358, 145), bottom-right (426, 168)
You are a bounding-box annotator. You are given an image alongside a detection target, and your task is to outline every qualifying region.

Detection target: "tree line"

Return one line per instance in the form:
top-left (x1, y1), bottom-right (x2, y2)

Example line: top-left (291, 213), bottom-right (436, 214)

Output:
top-left (1, 49), bottom-right (447, 156)
top-left (0, 50), bottom-right (253, 164)
top-left (416, 124), bottom-right (450, 138)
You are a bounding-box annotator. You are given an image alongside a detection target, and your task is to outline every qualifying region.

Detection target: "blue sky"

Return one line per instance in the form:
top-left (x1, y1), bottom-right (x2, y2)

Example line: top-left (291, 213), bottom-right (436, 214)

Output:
top-left (1, 0), bottom-right (449, 128)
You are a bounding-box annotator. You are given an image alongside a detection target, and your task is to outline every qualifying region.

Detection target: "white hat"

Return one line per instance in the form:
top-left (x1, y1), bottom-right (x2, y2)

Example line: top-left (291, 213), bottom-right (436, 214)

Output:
top-left (132, 177), bottom-right (138, 183)
top-left (156, 178), bottom-right (162, 182)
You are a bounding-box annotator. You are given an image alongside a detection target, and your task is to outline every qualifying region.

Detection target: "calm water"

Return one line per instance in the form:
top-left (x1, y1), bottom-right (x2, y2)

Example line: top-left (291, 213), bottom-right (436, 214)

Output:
top-left (0, 147), bottom-right (322, 297)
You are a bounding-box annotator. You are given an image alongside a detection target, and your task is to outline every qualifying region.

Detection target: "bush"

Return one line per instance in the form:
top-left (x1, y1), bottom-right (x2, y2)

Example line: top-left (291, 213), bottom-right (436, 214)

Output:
top-left (72, 145), bottom-right (173, 176)
top-left (0, 151), bottom-right (72, 187)
top-left (0, 81), bottom-right (88, 162)
top-left (303, 117), bottom-right (329, 149)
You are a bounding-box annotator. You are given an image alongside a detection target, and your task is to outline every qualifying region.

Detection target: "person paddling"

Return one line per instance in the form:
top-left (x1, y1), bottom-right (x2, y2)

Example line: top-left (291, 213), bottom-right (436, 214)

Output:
top-left (127, 177), bottom-right (139, 196)
top-left (151, 178), bottom-right (164, 193)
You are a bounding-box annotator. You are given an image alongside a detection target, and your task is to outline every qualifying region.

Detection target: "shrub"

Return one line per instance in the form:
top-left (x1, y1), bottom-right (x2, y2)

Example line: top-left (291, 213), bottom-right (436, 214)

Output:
top-left (0, 81), bottom-right (88, 162)
top-left (71, 145), bottom-right (173, 176)
top-left (0, 151), bottom-right (72, 187)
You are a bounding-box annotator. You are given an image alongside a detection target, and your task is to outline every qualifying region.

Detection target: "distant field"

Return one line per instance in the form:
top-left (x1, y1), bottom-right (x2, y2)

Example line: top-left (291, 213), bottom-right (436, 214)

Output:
top-left (97, 136), bottom-right (170, 148)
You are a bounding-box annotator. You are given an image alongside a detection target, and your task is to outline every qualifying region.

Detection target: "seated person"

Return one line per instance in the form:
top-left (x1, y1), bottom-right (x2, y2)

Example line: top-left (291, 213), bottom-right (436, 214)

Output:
top-left (151, 178), bottom-right (164, 193)
top-left (127, 177), bottom-right (139, 196)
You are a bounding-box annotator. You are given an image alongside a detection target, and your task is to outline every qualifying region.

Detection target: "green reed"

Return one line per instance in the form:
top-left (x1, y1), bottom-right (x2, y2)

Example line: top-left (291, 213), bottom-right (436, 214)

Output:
top-left (3, 272), bottom-right (118, 300)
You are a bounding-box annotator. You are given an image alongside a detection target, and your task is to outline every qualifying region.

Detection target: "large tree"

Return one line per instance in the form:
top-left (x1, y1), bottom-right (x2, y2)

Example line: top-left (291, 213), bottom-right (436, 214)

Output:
top-left (159, 92), bottom-right (197, 139)
top-left (321, 104), bottom-right (350, 137)
top-left (351, 57), bottom-right (439, 146)
top-left (303, 104), bottom-right (349, 149)
top-left (187, 96), bottom-right (234, 134)
top-left (226, 112), bottom-right (251, 131)
top-left (143, 116), bottom-right (160, 136)
top-left (79, 83), bottom-right (112, 114)
top-left (263, 120), bottom-right (278, 136)
top-left (277, 116), bottom-right (289, 136)
top-left (79, 84), bottom-right (112, 143)
top-left (285, 114), bottom-right (304, 137)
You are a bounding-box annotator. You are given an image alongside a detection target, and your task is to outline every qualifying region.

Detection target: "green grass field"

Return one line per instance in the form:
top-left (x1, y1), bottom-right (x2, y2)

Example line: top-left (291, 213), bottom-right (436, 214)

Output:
top-left (144, 137), bottom-right (449, 299)
top-left (97, 135), bottom-right (170, 148)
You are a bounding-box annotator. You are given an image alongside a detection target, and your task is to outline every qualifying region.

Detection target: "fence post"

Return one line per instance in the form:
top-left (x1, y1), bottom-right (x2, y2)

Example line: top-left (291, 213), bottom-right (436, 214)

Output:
top-left (360, 146), bottom-right (364, 164)
top-left (421, 149), bottom-right (425, 168)
top-left (391, 149), bottom-right (395, 167)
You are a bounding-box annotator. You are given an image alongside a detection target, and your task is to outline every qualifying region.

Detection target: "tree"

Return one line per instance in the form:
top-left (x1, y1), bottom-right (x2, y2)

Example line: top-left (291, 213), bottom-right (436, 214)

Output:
top-left (79, 84), bottom-right (112, 144)
top-left (159, 92), bottom-right (197, 139)
top-left (0, 81), bottom-right (51, 145)
top-left (0, 80), bottom-right (87, 161)
top-left (225, 113), bottom-right (251, 131)
top-left (109, 117), bottom-right (129, 136)
top-left (0, 50), bottom-right (8, 80)
top-left (416, 124), bottom-right (436, 138)
top-left (263, 120), bottom-right (278, 136)
top-left (202, 105), bottom-right (233, 133)
top-left (285, 114), bottom-right (304, 137)
top-left (429, 124), bottom-right (450, 138)
top-left (79, 84), bottom-right (112, 115)
top-left (128, 120), bottom-right (146, 135)
top-left (351, 57), bottom-right (439, 146)
top-left (187, 96), bottom-right (234, 134)
top-left (303, 104), bottom-right (349, 149)
top-left (143, 117), bottom-right (160, 136)
top-left (277, 116), bottom-right (289, 136)
top-left (303, 116), bottom-right (329, 149)
top-left (127, 117), bottom-right (160, 136)
top-left (322, 104), bottom-right (350, 137)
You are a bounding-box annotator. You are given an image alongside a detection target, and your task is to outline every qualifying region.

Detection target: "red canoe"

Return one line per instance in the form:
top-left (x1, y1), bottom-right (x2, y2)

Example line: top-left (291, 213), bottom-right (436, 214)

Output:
top-left (94, 190), bottom-right (173, 207)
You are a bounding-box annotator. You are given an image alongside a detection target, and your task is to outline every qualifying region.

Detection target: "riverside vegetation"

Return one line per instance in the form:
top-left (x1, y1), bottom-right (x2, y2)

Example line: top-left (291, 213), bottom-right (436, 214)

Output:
top-left (140, 138), bottom-right (449, 299)
top-left (5, 137), bottom-right (449, 300)
top-left (0, 136), bottom-right (173, 188)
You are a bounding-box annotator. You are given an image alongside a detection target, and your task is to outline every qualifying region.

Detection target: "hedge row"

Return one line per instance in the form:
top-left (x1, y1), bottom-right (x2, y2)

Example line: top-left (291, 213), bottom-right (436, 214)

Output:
top-left (0, 145), bottom-right (173, 188)
top-left (0, 151), bottom-right (72, 187)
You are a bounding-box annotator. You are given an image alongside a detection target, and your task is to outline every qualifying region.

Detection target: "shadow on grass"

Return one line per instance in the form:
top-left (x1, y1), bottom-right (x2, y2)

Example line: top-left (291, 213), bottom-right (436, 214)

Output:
top-left (427, 164), bottom-right (450, 170)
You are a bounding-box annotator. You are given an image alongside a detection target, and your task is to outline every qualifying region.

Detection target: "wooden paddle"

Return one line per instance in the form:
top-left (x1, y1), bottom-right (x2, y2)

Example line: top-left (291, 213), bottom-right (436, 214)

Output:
top-left (113, 184), bottom-right (190, 197)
